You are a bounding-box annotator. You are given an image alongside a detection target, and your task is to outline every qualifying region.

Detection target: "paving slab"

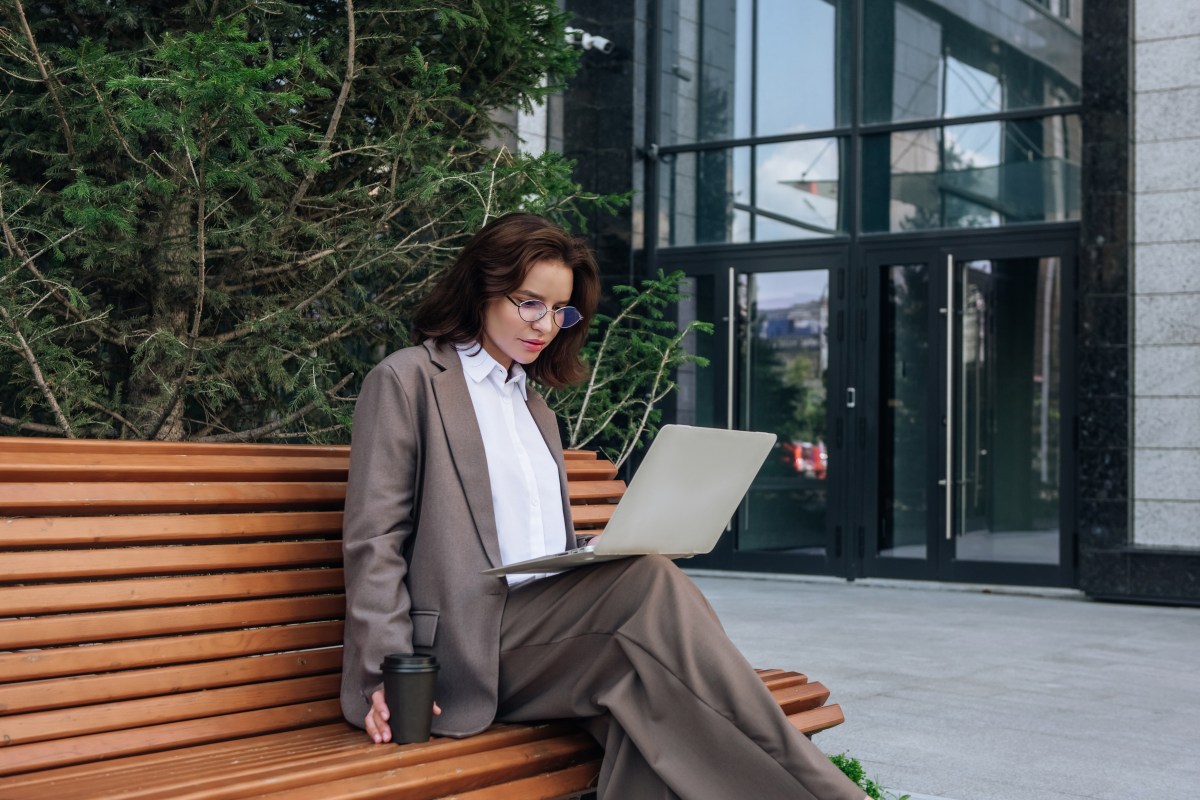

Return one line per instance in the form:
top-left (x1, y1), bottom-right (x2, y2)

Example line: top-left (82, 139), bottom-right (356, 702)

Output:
top-left (686, 570), bottom-right (1200, 800)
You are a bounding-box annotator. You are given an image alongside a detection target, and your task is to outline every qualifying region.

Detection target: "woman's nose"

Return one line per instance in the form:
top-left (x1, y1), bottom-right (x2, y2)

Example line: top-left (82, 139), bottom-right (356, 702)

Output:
top-left (531, 313), bottom-right (553, 334)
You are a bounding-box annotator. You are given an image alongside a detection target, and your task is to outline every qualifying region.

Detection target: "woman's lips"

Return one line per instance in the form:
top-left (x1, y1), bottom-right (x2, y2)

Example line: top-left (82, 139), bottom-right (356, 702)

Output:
top-left (520, 338), bottom-right (545, 352)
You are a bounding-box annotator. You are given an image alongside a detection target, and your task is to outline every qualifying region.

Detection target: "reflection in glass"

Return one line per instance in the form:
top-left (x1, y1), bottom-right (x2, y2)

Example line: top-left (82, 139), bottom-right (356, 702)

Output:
top-left (862, 0), bottom-right (1082, 125)
top-left (879, 264), bottom-right (929, 559)
top-left (953, 258), bottom-right (1061, 565)
top-left (861, 115), bottom-right (1081, 233)
top-left (755, 0), bottom-right (848, 135)
top-left (660, 0), bottom-right (849, 145)
top-left (665, 142), bottom-right (844, 245)
top-left (737, 271), bottom-right (830, 555)
top-left (755, 139), bottom-right (842, 239)
top-left (663, 148), bottom-right (752, 246)
top-left (675, 277), bottom-right (719, 428)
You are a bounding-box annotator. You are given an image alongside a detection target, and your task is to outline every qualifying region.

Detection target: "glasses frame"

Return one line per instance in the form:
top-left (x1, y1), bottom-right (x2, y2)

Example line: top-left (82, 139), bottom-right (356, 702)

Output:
top-left (505, 295), bottom-right (583, 329)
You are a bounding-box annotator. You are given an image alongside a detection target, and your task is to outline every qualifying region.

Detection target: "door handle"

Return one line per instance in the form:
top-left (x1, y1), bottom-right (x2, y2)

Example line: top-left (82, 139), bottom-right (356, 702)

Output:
top-left (845, 387), bottom-right (856, 408)
top-left (943, 254), bottom-right (954, 541)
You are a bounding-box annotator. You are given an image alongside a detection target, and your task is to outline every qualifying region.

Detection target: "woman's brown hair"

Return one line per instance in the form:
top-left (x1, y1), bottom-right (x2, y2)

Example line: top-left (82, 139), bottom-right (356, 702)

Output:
top-left (412, 213), bottom-right (600, 388)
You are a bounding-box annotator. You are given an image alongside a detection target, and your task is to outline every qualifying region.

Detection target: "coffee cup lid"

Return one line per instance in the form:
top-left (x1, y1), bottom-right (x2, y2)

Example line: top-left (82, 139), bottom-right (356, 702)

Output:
top-left (381, 653), bottom-right (438, 671)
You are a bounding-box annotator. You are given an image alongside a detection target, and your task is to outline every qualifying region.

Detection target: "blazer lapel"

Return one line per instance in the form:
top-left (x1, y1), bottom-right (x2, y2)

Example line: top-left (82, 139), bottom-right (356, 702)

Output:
top-left (425, 341), bottom-right (503, 569)
top-left (527, 389), bottom-right (574, 548)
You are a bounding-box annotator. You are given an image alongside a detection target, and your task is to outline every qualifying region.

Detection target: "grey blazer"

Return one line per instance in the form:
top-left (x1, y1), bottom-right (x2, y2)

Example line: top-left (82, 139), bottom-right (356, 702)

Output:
top-left (339, 340), bottom-right (574, 737)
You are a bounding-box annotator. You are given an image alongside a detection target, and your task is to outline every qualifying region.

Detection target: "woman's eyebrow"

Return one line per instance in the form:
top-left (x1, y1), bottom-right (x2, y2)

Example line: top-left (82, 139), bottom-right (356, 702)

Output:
top-left (514, 289), bottom-right (572, 307)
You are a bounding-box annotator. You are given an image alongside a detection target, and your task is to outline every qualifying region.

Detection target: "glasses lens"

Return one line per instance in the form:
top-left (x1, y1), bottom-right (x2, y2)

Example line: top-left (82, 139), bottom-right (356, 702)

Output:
top-left (555, 306), bottom-right (582, 328)
top-left (517, 299), bottom-right (548, 322)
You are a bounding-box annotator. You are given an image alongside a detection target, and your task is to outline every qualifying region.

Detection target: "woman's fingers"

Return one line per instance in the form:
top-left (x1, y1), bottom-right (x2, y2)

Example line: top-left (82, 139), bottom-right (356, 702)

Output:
top-left (365, 689), bottom-right (391, 743)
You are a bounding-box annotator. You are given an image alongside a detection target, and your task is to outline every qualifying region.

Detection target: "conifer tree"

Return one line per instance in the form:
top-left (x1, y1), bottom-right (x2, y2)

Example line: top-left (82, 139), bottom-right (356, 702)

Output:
top-left (0, 0), bottom-right (607, 440)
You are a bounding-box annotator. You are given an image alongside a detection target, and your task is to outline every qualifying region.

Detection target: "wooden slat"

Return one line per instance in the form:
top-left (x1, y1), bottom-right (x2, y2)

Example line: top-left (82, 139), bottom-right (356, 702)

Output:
top-left (1, 674), bottom-right (340, 747)
top-left (2, 541), bottom-right (343, 581)
top-left (788, 703), bottom-right (845, 736)
top-left (0, 724), bottom-right (358, 793)
top-left (566, 480), bottom-right (626, 502)
top-left (68, 727), bottom-right (574, 800)
top-left (0, 724), bottom-right (576, 800)
top-left (0, 699), bottom-right (346, 777)
top-left (250, 733), bottom-right (599, 800)
top-left (771, 681), bottom-right (831, 715)
top-left (0, 724), bottom-right (557, 796)
top-left (569, 504), bottom-right (616, 529)
top-left (0, 453), bottom-right (348, 483)
top-left (0, 569), bottom-right (345, 617)
top-left (0, 621), bottom-right (344, 683)
top-left (561, 451), bottom-right (597, 460)
top-left (761, 671), bottom-right (809, 689)
top-left (0, 648), bottom-right (343, 715)
top-left (0, 511), bottom-right (344, 547)
top-left (0, 438), bottom-right (349, 459)
top-left (0, 482), bottom-right (346, 516)
top-left (443, 760), bottom-right (601, 800)
top-left (562, 460), bottom-right (618, 481)
top-left (0, 595), bottom-right (345, 650)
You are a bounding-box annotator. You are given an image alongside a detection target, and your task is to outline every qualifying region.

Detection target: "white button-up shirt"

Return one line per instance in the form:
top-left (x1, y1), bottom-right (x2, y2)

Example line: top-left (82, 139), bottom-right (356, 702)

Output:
top-left (457, 345), bottom-right (567, 586)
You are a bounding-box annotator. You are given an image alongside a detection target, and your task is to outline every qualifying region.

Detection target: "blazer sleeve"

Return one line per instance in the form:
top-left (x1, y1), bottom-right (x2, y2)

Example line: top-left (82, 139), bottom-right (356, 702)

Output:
top-left (340, 361), bottom-right (421, 727)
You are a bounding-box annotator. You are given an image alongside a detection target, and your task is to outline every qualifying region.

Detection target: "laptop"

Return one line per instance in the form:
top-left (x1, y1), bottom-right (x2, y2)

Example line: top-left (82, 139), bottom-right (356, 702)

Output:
top-left (482, 425), bottom-right (776, 576)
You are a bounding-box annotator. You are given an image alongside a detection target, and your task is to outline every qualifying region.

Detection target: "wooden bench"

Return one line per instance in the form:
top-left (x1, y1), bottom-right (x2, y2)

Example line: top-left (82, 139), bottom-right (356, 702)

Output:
top-left (0, 437), bottom-right (845, 799)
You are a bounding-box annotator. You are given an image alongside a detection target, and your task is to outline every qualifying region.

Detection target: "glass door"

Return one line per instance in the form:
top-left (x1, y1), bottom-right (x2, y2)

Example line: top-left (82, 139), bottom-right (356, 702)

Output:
top-left (860, 236), bottom-right (1075, 586)
top-left (668, 246), bottom-right (850, 576)
top-left (737, 270), bottom-right (834, 558)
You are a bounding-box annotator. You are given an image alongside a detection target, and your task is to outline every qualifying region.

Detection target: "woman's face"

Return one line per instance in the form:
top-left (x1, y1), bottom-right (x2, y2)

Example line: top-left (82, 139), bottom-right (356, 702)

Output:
top-left (480, 259), bottom-right (574, 371)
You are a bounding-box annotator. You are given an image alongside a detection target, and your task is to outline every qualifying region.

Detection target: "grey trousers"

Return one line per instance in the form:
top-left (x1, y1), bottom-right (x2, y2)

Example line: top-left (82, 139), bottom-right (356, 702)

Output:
top-left (496, 556), bottom-right (865, 800)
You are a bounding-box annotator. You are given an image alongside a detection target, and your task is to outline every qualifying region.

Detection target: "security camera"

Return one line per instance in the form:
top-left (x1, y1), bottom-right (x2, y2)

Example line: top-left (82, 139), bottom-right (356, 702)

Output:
top-left (565, 27), bottom-right (615, 55)
top-left (582, 32), bottom-right (614, 54)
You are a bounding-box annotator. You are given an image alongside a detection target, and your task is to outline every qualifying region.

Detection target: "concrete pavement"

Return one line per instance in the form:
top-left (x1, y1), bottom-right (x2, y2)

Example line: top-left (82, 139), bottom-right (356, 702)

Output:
top-left (685, 570), bottom-right (1200, 800)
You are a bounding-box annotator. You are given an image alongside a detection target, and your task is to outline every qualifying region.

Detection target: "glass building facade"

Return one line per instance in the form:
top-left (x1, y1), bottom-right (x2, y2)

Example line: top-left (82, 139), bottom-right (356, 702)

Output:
top-left (554, 0), bottom-right (1200, 603)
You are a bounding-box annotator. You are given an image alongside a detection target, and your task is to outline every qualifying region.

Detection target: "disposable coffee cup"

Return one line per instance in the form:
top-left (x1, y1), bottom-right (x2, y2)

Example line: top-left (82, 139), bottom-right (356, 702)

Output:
top-left (380, 653), bottom-right (439, 744)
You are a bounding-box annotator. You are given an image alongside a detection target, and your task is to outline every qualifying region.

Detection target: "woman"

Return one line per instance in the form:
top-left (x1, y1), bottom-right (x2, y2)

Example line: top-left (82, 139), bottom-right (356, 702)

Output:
top-left (341, 213), bottom-right (866, 800)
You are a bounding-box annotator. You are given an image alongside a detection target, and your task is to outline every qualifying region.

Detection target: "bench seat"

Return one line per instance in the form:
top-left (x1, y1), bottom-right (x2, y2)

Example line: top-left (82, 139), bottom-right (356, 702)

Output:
top-left (0, 438), bottom-right (844, 798)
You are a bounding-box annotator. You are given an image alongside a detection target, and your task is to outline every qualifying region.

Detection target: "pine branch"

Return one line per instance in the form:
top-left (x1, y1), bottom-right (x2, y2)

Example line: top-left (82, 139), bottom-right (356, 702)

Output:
top-left (0, 413), bottom-right (69, 435)
top-left (287, 0), bottom-right (356, 215)
top-left (0, 303), bottom-right (75, 437)
top-left (11, 0), bottom-right (75, 159)
top-left (0, 184), bottom-right (132, 346)
top-left (80, 397), bottom-right (146, 439)
top-left (195, 372), bottom-right (353, 442)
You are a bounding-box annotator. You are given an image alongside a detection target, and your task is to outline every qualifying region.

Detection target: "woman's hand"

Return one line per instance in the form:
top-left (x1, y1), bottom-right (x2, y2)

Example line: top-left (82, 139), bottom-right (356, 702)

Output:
top-left (364, 688), bottom-right (442, 744)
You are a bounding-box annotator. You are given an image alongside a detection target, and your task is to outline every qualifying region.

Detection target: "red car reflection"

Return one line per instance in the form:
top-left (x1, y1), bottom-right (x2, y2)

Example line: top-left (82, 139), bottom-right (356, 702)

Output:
top-left (780, 440), bottom-right (827, 480)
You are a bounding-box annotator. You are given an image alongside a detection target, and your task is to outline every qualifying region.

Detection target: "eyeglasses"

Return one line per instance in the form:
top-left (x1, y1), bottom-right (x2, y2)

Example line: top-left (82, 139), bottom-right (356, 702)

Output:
top-left (506, 296), bottom-right (583, 329)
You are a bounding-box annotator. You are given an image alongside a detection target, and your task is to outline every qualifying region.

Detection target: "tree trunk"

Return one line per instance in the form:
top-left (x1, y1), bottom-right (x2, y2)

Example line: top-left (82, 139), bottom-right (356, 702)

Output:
top-left (125, 195), bottom-right (194, 440)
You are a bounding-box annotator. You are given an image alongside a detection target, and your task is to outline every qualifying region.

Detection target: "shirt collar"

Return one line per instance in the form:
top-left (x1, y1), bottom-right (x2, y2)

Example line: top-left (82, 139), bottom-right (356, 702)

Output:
top-left (456, 344), bottom-right (528, 400)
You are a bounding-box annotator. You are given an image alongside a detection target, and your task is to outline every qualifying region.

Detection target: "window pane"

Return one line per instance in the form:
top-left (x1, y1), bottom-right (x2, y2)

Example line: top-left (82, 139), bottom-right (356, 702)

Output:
top-left (862, 0), bottom-right (1082, 125)
top-left (662, 0), bottom-right (850, 145)
top-left (880, 263), bottom-right (930, 559)
top-left (663, 147), bottom-right (752, 246)
top-left (675, 276), bottom-right (719, 427)
top-left (737, 270), bottom-right (831, 555)
top-left (755, 139), bottom-right (843, 239)
top-left (861, 115), bottom-right (1081, 232)
top-left (756, 0), bottom-right (849, 135)
top-left (953, 258), bottom-right (1062, 565)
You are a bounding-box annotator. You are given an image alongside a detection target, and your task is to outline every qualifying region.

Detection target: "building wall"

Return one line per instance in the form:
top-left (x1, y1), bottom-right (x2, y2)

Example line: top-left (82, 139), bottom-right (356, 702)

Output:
top-left (1132, 0), bottom-right (1200, 549)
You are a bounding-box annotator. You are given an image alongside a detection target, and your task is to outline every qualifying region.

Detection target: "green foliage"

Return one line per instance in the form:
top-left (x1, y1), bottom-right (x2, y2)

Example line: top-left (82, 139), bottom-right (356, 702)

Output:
top-left (1, 0), bottom-right (616, 440)
top-left (829, 754), bottom-right (910, 800)
top-left (542, 270), bottom-right (713, 468)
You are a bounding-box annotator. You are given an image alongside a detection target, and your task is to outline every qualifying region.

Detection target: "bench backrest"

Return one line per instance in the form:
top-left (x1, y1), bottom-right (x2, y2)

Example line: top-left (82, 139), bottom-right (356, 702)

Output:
top-left (0, 438), bottom-right (622, 776)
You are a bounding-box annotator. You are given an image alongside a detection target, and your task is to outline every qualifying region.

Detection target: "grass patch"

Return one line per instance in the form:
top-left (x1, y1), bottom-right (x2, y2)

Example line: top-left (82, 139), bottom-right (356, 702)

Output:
top-left (830, 753), bottom-right (910, 800)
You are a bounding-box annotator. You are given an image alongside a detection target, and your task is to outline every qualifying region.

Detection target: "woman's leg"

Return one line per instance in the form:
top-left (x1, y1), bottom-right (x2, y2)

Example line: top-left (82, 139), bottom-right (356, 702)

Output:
top-left (496, 556), bottom-right (865, 800)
